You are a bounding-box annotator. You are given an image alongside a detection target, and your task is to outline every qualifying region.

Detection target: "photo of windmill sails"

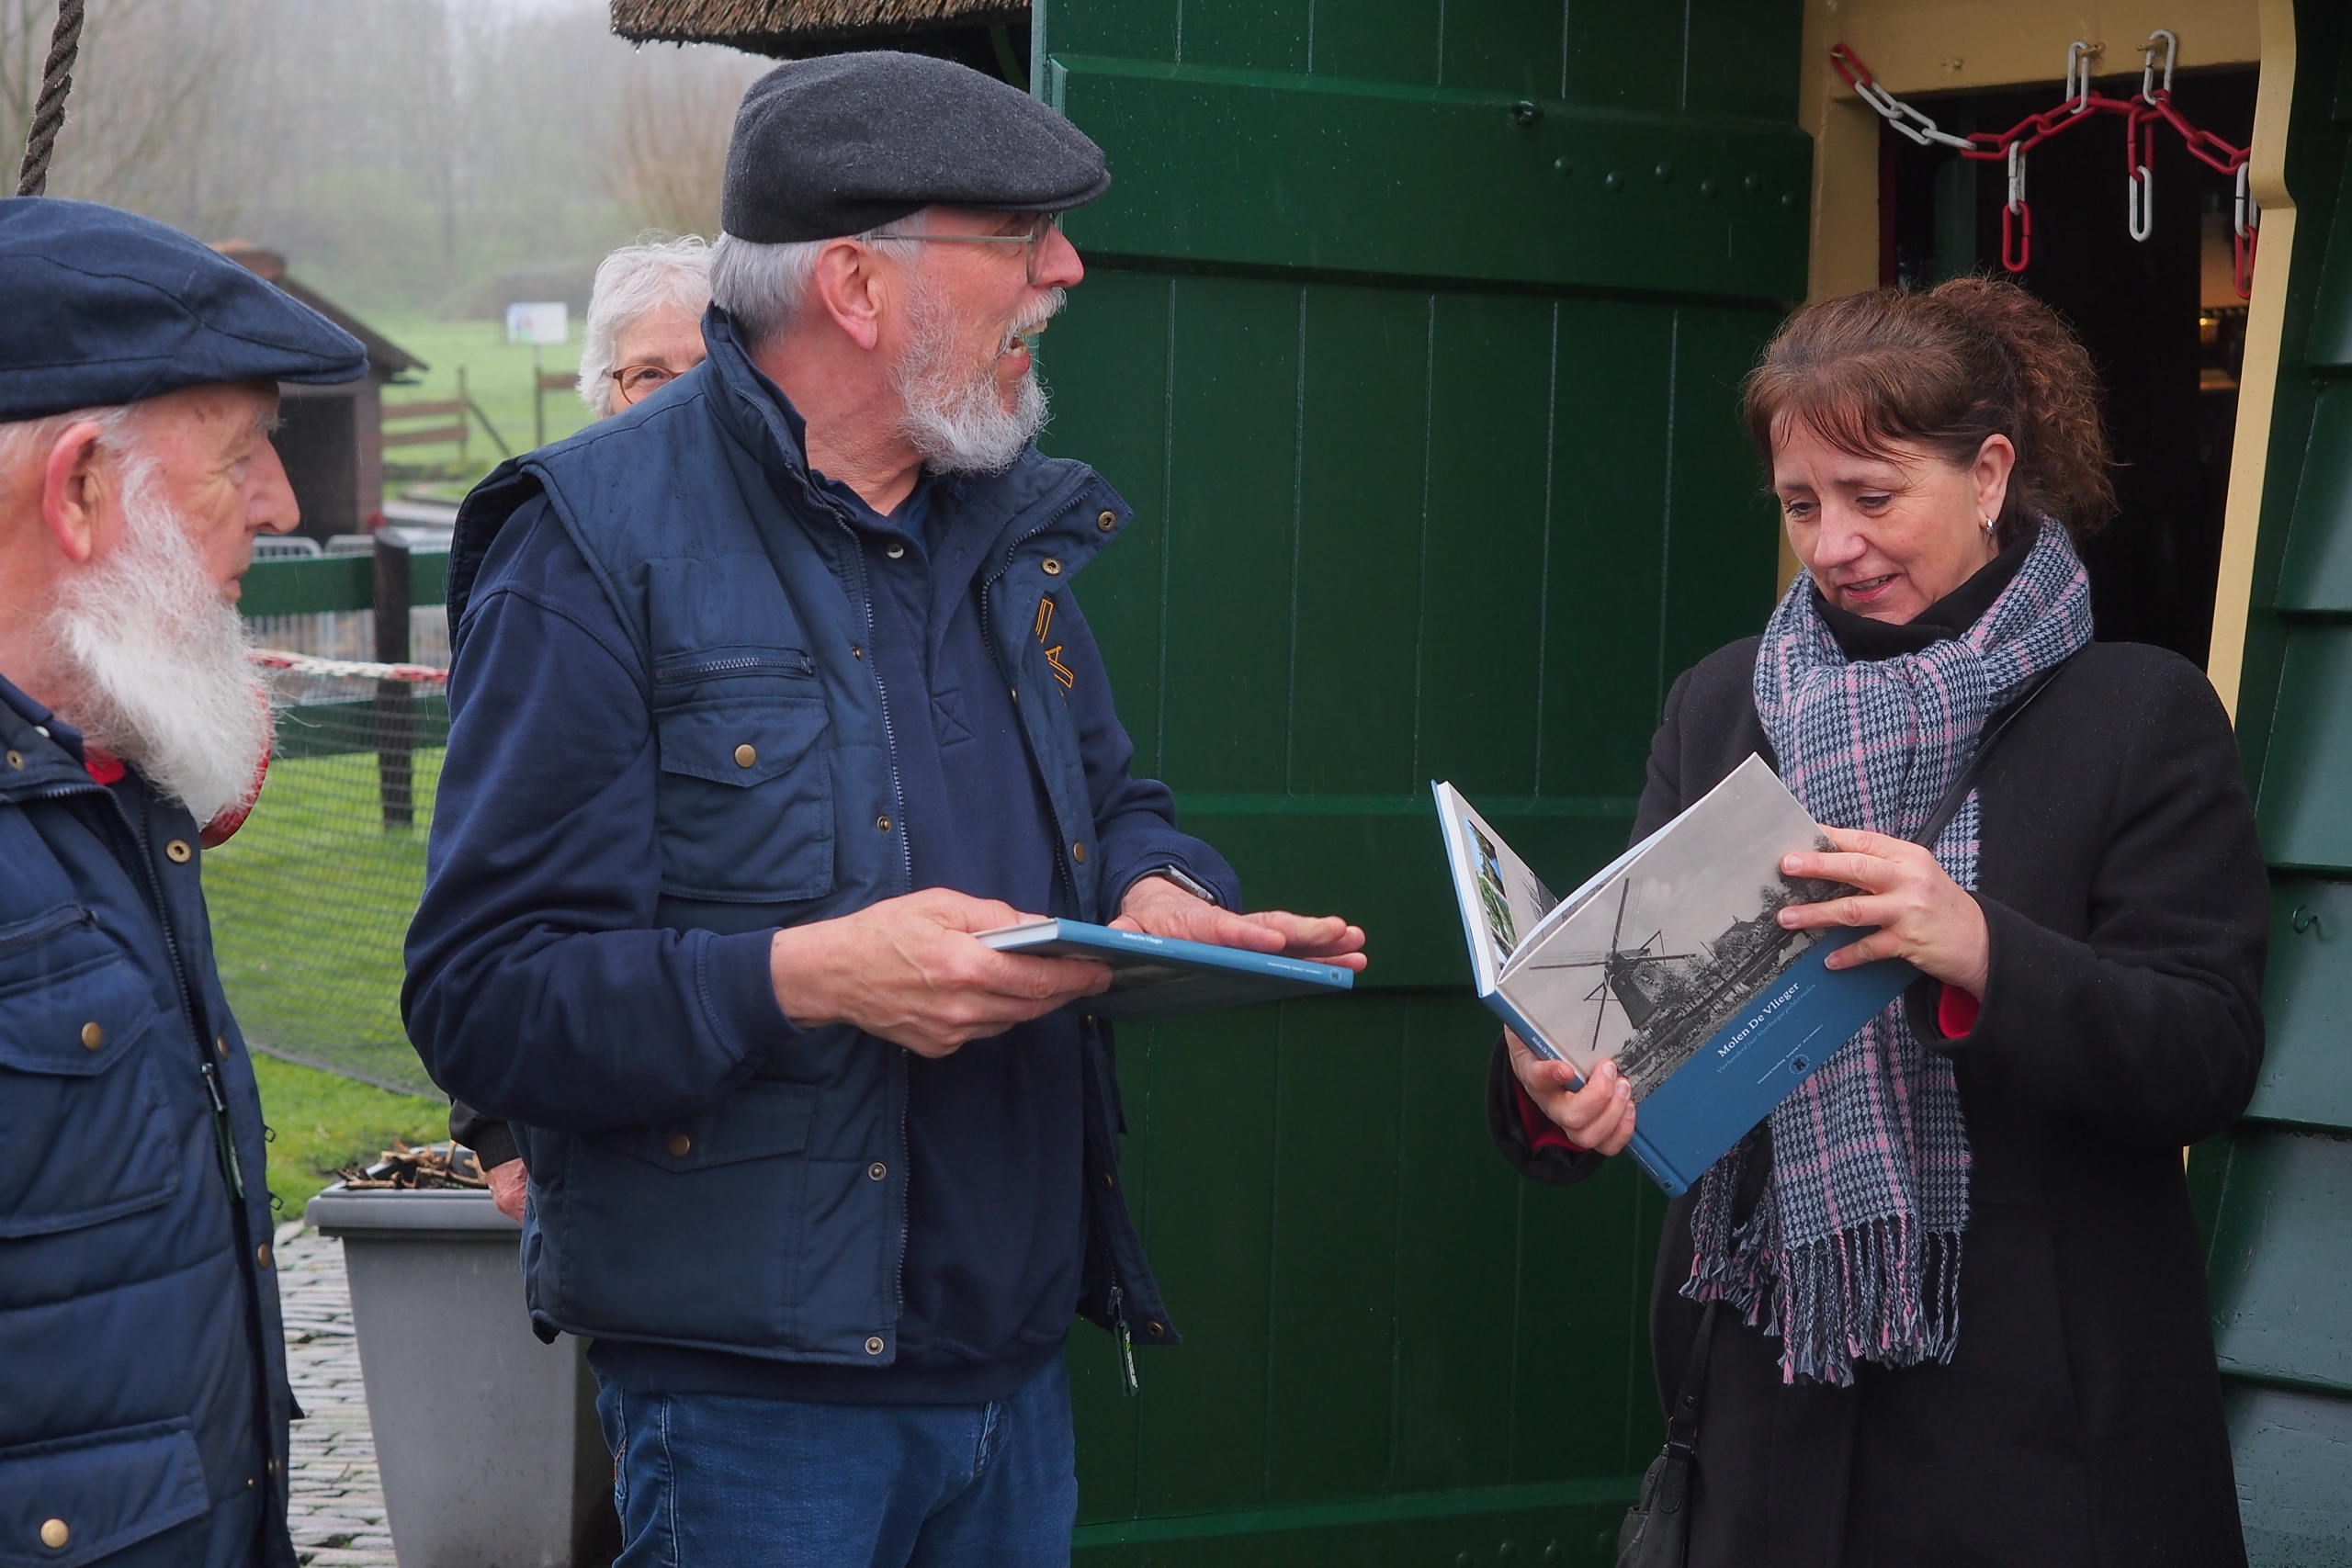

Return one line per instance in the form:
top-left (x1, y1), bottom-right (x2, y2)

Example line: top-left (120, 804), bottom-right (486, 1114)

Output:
top-left (1442, 754), bottom-right (1851, 1101)
top-left (1517, 870), bottom-right (1835, 1099)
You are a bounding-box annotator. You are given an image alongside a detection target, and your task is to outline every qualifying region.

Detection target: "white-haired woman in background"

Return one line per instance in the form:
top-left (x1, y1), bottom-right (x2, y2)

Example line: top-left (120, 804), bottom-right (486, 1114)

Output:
top-left (451, 232), bottom-right (714, 1219)
top-left (573, 232), bottom-right (712, 418)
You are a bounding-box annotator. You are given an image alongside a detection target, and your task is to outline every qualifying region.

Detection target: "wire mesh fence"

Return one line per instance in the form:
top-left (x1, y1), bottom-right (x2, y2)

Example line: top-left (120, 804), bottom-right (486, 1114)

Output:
top-left (208, 649), bottom-right (450, 1096)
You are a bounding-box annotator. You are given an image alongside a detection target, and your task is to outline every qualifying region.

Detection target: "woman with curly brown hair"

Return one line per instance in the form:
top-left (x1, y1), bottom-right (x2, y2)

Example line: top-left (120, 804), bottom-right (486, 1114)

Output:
top-left (1489, 277), bottom-right (2267, 1567)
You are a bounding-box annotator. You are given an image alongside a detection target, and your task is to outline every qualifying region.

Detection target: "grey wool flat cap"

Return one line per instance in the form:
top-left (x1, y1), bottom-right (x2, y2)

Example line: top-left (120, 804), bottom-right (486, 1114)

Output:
top-left (721, 51), bottom-right (1111, 244)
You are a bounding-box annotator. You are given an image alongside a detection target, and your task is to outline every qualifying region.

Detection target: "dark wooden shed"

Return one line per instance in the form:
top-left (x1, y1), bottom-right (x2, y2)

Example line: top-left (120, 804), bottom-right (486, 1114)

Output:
top-left (216, 243), bottom-right (424, 542)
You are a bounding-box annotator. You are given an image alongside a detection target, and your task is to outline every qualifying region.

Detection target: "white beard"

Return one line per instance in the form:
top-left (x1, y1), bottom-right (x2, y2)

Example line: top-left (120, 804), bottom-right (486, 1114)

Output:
top-left (48, 461), bottom-right (270, 827)
top-left (892, 281), bottom-right (1060, 475)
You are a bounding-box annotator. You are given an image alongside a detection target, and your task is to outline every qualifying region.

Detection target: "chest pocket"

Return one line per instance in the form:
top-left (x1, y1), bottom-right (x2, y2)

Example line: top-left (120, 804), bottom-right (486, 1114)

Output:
top-left (0, 907), bottom-right (179, 1238)
top-left (653, 652), bottom-right (835, 903)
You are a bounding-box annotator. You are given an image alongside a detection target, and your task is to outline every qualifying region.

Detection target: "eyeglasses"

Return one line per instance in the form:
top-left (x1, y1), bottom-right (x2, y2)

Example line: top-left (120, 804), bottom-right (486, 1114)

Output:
top-left (867, 212), bottom-right (1065, 287)
top-left (611, 364), bottom-right (681, 407)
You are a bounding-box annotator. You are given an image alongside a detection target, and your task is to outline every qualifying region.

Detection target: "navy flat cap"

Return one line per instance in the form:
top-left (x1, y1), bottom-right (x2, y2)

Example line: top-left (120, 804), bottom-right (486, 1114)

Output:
top-left (0, 197), bottom-right (367, 424)
top-left (722, 51), bottom-right (1111, 244)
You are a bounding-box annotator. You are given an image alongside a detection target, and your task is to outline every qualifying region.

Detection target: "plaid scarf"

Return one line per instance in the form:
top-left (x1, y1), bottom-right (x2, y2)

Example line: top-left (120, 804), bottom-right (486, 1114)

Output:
top-left (1684, 521), bottom-right (2094, 1384)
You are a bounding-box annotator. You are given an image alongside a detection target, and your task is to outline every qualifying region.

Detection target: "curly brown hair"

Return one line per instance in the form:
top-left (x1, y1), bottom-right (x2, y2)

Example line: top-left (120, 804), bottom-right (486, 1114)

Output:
top-left (1739, 276), bottom-right (2117, 544)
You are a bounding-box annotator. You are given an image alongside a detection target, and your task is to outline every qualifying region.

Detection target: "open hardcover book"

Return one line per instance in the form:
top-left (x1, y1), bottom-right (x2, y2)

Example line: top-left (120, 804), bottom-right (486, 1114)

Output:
top-left (1434, 756), bottom-right (1917, 1195)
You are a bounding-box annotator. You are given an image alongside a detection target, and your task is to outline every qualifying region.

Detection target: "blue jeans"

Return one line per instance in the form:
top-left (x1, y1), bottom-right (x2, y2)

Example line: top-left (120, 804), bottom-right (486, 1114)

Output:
top-left (594, 1357), bottom-right (1078, 1568)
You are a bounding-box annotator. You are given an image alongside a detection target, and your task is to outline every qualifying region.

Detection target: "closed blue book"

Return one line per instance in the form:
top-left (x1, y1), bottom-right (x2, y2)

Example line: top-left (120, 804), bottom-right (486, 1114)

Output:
top-left (1433, 760), bottom-right (1917, 1196)
top-left (976, 918), bottom-right (1356, 1021)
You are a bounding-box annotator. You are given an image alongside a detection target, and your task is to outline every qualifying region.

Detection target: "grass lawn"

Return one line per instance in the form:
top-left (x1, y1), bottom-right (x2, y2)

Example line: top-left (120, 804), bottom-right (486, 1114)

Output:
top-left (252, 1054), bottom-right (447, 1218)
top-left (369, 316), bottom-right (597, 501)
top-left (205, 744), bottom-right (444, 1098)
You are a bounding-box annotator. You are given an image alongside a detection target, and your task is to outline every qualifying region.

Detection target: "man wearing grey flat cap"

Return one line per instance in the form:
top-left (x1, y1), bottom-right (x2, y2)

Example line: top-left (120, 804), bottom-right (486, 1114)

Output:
top-left (0, 197), bottom-right (368, 1567)
top-left (409, 50), bottom-right (1364, 1565)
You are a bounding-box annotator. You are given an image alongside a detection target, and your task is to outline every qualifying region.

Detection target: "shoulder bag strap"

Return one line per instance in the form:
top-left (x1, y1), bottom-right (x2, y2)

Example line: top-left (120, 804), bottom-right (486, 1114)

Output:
top-left (1665, 1300), bottom-right (1721, 1455)
top-left (1910, 652), bottom-right (2079, 852)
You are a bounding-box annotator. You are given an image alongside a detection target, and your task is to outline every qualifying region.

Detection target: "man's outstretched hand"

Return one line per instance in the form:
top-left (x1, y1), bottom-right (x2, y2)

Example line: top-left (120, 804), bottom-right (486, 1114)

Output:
top-left (770, 887), bottom-right (1112, 1058)
top-left (1111, 875), bottom-right (1368, 972)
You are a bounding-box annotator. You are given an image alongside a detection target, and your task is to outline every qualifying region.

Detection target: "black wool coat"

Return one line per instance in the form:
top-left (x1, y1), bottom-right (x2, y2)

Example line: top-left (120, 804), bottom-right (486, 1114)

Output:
top-left (1489, 635), bottom-right (2268, 1568)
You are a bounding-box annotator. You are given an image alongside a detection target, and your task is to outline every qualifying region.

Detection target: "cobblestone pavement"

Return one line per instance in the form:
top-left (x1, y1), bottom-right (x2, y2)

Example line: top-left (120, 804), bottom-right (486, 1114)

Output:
top-left (277, 1222), bottom-right (400, 1568)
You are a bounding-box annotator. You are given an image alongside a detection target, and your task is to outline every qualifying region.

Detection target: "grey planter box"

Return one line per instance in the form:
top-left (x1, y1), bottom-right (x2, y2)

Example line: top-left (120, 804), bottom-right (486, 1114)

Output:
top-left (306, 1186), bottom-right (619, 1568)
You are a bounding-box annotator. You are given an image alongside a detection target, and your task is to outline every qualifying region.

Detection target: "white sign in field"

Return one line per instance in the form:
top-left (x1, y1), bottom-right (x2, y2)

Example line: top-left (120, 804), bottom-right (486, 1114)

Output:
top-left (504, 301), bottom-right (568, 345)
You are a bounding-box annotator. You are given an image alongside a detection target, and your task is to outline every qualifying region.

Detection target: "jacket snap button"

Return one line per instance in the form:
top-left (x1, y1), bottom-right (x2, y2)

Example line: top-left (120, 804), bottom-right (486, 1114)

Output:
top-left (1070, 841), bottom-right (1086, 863)
top-left (876, 815), bottom-right (892, 832)
top-left (164, 840), bottom-right (192, 863)
top-left (852, 644), bottom-right (864, 660)
top-left (1041, 558), bottom-right (1062, 575)
top-left (39, 1519), bottom-right (66, 1550)
top-left (80, 1021), bottom-right (103, 1051)
top-left (1102, 1171), bottom-right (1114, 1189)
top-left (733, 743), bottom-right (757, 768)
top-left (868, 1162), bottom-right (887, 1180)
top-left (256, 1245), bottom-right (273, 1269)
top-left (1147, 1321), bottom-right (1166, 1337)
top-left (886, 543), bottom-right (905, 559)
top-left (216, 1034), bottom-right (229, 1058)
top-left (865, 1335), bottom-right (886, 1355)
top-left (5, 749), bottom-right (19, 769)
top-left (1096, 511), bottom-right (1115, 532)
top-left (668, 1134), bottom-right (692, 1156)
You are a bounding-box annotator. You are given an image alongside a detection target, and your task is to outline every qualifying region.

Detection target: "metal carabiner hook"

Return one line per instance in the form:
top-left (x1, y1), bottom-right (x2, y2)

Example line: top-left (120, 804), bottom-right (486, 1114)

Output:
top-left (2141, 29), bottom-right (2177, 106)
top-left (2128, 163), bottom-right (2154, 242)
top-left (2064, 41), bottom-right (2101, 114)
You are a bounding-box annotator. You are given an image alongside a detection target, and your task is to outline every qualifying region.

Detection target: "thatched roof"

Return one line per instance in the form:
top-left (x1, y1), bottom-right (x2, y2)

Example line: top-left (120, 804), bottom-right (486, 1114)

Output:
top-left (610, 0), bottom-right (1024, 57)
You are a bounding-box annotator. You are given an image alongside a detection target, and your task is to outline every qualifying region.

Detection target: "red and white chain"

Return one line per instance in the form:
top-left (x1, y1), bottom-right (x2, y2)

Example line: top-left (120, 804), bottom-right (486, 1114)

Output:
top-left (1832, 31), bottom-right (2256, 296)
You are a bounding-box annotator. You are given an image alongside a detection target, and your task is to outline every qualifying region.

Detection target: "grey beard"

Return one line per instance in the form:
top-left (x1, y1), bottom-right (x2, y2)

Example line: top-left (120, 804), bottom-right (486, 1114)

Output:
top-left (892, 280), bottom-right (1057, 475)
top-left (47, 460), bottom-right (270, 826)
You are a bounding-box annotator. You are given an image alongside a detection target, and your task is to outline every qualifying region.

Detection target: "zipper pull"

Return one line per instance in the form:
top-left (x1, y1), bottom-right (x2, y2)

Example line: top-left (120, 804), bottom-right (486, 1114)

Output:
top-left (200, 1060), bottom-right (246, 1202)
top-left (1109, 1283), bottom-right (1138, 1396)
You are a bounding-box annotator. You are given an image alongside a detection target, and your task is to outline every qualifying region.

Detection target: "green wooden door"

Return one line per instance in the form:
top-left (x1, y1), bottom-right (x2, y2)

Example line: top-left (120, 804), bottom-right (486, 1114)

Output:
top-left (1029, 4), bottom-right (1809, 1562)
top-left (2196, 4), bottom-right (2352, 1561)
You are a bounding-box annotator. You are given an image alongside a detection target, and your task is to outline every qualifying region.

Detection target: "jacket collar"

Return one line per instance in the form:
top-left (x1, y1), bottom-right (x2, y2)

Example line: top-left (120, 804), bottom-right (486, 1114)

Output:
top-left (697, 308), bottom-right (1125, 582)
top-left (0, 671), bottom-right (102, 803)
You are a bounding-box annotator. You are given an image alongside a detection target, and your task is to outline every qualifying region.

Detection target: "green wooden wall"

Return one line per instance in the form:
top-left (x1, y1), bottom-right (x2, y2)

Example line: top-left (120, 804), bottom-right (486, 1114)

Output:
top-left (1031, 3), bottom-right (1808, 1561)
top-left (2194, 4), bottom-right (2352, 1561)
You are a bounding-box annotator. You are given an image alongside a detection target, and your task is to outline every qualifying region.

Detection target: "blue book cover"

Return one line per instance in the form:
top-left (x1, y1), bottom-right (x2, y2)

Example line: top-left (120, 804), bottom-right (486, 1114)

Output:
top-left (976, 919), bottom-right (1356, 1021)
top-left (1433, 761), bottom-right (1917, 1196)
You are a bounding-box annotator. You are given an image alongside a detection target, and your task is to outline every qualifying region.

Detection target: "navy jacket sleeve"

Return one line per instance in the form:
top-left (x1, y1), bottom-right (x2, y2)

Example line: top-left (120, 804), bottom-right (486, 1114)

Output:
top-left (402, 497), bottom-right (792, 1133)
top-left (1050, 587), bottom-right (1241, 916)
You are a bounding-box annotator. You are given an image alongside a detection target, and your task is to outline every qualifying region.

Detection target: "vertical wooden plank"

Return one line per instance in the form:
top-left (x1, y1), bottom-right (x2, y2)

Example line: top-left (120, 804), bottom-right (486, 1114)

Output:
top-left (1658, 306), bottom-right (1783, 690)
top-left (1509, 1157), bottom-right (1656, 1482)
top-left (1045, 271), bottom-right (1175, 775)
top-left (1439, 0), bottom-right (1564, 98)
top-left (1132, 1007), bottom-right (1283, 1513)
top-left (1414, 291), bottom-right (1557, 797)
top-left (1263, 996), bottom-right (1408, 1503)
top-left (1308, 0), bottom-right (1442, 85)
top-left (1387, 996), bottom-right (1526, 1489)
top-left (1046, 0), bottom-right (1182, 65)
top-left (1561, 5), bottom-right (1682, 113)
top-left (1071, 1021), bottom-right (1156, 1523)
top-left (1684, 0), bottom-right (1804, 123)
top-left (1541, 300), bottom-right (1675, 798)
top-left (1159, 276), bottom-right (1301, 794)
top-left (1171, 0), bottom-right (1310, 73)
top-left (1291, 285), bottom-right (1432, 795)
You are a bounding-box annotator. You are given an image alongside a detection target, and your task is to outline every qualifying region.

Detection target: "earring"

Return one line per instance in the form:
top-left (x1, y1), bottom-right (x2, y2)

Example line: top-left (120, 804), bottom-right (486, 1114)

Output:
top-left (1982, 515), bottom-right (1997, 536)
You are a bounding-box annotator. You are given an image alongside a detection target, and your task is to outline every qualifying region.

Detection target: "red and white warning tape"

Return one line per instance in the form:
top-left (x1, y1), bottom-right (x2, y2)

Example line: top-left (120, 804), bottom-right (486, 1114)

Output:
top-left (249, 649), bottom-right (449, 683)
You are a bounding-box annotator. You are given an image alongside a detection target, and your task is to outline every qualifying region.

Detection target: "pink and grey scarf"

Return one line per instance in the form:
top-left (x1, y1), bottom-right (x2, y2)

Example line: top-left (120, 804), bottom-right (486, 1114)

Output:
top-left (1684, 520), bottom-right (2094, 1385)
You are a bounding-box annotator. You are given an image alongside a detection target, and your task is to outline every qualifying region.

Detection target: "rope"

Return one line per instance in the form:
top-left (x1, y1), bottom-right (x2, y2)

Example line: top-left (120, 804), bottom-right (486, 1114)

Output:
top-left (15, 0), bottom-right (85, 198)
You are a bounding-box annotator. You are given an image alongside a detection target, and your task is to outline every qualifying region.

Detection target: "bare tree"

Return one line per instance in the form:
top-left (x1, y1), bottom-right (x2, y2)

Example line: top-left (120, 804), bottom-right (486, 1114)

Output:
top-left (609, 46), bottom-right (760, 239)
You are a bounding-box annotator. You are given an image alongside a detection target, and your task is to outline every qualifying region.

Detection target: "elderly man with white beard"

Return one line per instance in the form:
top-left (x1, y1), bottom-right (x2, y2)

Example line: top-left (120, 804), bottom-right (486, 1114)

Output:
top-left (0, 198), bottom-right (368, 1566)
top-left (404, 52), bottom-right (1363, 1567)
